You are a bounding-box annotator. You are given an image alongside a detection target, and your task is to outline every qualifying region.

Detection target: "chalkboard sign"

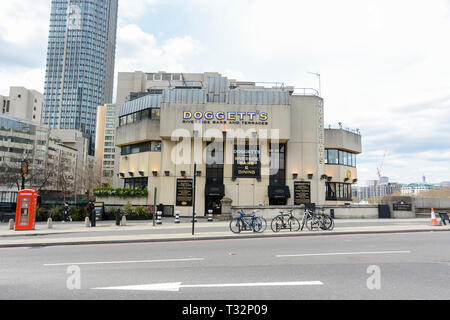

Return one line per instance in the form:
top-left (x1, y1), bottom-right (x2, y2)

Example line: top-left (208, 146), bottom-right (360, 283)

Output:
top-left (94, 202), bottom-right (104, 221)
top-left (233, 144), bottom-right (260, 179)
top-left (294, 181), bottom-right (311, 205)
top-left (393, 201), bottom-right (412, 211)
top-left (176, 179), bottom-right (193, 206)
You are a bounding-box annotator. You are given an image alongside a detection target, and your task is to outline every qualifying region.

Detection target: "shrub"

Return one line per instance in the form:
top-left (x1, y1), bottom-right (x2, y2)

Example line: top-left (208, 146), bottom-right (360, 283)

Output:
top-left (93, 187), bottom-right (148, 198)
top-left (121, 202), bottom-right (133, 216)
top-left (135, 206), bottom-right (148, 217)
top-left (48, 206), bottom-right (63, 221)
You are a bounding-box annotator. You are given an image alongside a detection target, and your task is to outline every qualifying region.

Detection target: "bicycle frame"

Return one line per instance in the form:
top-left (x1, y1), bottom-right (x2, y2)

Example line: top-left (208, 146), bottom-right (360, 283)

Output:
top-left (236, 210), bottom-right (258, 230)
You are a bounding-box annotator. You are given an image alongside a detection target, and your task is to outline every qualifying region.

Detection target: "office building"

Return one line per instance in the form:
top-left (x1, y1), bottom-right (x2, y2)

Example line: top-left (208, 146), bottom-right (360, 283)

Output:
top-left (1, 87), bottom-right (44, 123)
top-left (94, 103), bottom-right (119, 186)
top-left (42, 0), bottom-right (118, 154)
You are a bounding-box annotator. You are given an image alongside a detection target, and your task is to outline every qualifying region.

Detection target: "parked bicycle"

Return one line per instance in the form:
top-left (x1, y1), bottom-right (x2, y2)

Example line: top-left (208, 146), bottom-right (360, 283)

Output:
top-left (271, 209), bottom-right (300, 232)
top-left (300, 208), bottom-right (321, 231)
top-left (300, 208), bottom-right (334, 231)
top-left (230, 210), bottom-right (267, 233)
top-left (316, 209), bottom-right (334, 231)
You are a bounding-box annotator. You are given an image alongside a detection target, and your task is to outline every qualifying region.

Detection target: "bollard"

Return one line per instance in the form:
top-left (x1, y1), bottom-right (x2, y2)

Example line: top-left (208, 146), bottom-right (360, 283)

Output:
top-left (156, 211), bottom-right (162, 225)
top-left (208, 209), bottom-right (213, 222)
top-left (47, 218), bottom-right (53, 229)
top-left (330, 209), bottom-right (335, 219)
top-left (9, 219), bottom-right (14, 230)
top-left (115, 209), bottom-right (121, 226)
top-left (85, 216), bottom-right (90, 227)
top-left (121, 215), bottom-right (126, 226)
top-left (174, 211), bottom-right (180, 224)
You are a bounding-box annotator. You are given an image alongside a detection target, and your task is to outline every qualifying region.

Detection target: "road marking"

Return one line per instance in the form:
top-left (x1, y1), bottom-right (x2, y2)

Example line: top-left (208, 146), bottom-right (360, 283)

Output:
top-left (44, 257), bottom-right (204, 266)
top-left (276, 250), bottom-right (411, 258)
top-left (92, 280), bottom-right (324, 292)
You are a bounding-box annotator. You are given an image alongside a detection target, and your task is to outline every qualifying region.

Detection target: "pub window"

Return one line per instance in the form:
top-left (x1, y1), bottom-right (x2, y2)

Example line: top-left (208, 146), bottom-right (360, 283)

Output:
top-left (270, 143), bottom-right (286, 186)
top-left (328, 149), bottom-right (338, 164)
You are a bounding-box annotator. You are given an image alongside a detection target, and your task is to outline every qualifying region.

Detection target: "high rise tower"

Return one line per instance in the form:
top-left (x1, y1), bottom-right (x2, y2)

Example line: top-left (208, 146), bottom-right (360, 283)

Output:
top-left (43, 0), bottom-right (118, 155)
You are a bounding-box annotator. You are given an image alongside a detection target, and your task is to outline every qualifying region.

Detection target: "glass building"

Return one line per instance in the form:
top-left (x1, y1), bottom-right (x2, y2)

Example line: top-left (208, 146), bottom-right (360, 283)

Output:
top-left (43, 0), bottom-right (118, 155)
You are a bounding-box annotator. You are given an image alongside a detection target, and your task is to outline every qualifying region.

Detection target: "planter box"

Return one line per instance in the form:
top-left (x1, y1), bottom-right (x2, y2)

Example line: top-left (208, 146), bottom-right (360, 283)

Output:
top-left (95, 196), bottom-right (148, 206)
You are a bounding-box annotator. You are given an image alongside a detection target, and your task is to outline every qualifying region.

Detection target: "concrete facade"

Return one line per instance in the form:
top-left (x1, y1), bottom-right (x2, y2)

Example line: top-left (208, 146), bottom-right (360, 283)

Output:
top-left (0, 87), bottom-right (44, 124)
top-left (110, 72), bottom-right (362, 217)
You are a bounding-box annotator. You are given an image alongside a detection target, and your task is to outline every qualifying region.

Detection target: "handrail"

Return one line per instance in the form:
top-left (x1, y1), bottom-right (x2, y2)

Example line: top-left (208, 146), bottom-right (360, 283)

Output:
top-left (291, 88), bottom-right (320, 96)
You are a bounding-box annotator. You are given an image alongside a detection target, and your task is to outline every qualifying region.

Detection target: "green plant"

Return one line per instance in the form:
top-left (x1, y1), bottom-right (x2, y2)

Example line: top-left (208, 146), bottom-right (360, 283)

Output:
top-left (69, 206), bottom-right (81, 221)
top-left (93, 187), bottom-right (148, 198)
top-left (121, 202), bottom-right (133, 216)
top-left (48, 205), bottom-right (63, 221)
top-left (135, 206), bottom-right (147, 217)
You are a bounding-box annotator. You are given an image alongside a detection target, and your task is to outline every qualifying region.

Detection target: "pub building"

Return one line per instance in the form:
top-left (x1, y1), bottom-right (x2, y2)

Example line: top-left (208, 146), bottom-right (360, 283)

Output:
top-left (112, 72), bottom-right (362, 216)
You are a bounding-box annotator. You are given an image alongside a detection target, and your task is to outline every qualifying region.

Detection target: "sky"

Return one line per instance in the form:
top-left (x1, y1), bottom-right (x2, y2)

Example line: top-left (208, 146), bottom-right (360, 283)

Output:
top-left (0, 0), bottom-right (449, 185)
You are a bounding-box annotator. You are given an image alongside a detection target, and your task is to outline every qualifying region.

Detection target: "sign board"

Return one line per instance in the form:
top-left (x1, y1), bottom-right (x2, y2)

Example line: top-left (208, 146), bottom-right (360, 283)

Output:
top-left (94, 202), bottom-right (104, 221)
top-left (233, 145), bottom-right (260, 179)
top-left (294, 181), bottom-right (311, 205)
top-left (176, 179), bottom-right (193, 206)
top-left (392, 201), bottom-right (412, 211)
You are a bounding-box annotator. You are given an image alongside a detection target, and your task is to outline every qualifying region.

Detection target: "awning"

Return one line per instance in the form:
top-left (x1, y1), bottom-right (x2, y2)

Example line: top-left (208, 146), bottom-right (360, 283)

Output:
top-left (205, 184), bottom-right (225, 196)
top-left (268, 185), bottom-right (291, 199)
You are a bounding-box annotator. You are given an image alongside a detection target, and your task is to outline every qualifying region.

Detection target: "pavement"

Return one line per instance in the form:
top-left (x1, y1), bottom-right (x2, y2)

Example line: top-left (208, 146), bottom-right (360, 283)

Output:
top-left (1, 216), bottom-right (449, 248)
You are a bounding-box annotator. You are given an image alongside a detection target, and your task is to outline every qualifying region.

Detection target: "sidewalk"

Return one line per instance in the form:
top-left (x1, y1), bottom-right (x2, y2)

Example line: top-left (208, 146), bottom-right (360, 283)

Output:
top-left (0, 218), bottom-right (449, 248)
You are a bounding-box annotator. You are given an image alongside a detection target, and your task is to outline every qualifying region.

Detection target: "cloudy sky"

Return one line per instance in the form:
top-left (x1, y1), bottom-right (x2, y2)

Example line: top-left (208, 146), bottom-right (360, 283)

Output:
top-left (1, 0), bottom-right (449, 184)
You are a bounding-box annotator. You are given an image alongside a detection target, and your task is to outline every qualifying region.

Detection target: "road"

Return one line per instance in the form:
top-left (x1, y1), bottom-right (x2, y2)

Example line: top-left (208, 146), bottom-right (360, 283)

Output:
top-left (1, 231), bottom-right (449, 300)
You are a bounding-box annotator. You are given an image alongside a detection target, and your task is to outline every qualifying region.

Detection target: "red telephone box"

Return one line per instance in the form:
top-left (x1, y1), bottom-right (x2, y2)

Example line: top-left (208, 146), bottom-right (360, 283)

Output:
top-left (15, 189), bottom-right (38, 231)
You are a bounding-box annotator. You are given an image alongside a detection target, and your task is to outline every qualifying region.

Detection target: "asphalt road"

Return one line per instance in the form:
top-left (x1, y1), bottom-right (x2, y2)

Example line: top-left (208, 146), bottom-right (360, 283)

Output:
top-left (1, 231), bottom-right (449, 300)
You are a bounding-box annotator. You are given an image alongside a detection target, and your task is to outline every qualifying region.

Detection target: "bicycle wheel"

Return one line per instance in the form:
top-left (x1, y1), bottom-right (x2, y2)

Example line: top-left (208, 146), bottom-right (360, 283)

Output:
top-left (321, 216), bottom-right (334, 230)
top-left (271, 216), bottom-right (283, 232)
top-left (305, 217), bottom-right (321, 231)
top-left (229, 218), bottom-right (242, 234)
top-left (253, 217), bottom-right (267, 233)
top-left (288, 217), bottom-right (301, 232)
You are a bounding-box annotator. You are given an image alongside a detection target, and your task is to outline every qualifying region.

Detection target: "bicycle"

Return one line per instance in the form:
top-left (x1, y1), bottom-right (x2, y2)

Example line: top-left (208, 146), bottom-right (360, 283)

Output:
top-left (230, 210), bottom-right (267, 233)
top-left (300, 208), bottom-right (321, 231)
top-left (271, 210), bottom-right (300, 232)
top-left (316, 209), bottom-right (334, 231)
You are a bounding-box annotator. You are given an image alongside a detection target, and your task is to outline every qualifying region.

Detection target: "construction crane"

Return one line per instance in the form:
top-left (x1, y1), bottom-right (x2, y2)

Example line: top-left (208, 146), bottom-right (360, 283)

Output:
top-left (377, 150), bottom-right (387, 181)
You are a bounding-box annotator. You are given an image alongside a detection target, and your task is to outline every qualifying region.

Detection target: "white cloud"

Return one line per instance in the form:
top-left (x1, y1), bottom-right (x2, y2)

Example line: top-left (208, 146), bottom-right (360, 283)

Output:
top-left (115, 24), bottom-right (203, 73)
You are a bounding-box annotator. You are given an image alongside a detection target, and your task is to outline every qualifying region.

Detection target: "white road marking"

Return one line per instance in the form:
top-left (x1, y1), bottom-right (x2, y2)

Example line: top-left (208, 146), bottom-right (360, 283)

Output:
top-left (276, 250), bottom-right (411, 258)
top-left (44, 257), bottom-right (204, 266)
top-left (92, 280), bottom-right (324, 292)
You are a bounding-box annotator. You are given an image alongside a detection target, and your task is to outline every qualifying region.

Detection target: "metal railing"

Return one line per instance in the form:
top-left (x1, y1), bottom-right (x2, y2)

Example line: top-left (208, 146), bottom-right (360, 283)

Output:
top-left (325, 124), bottom-right (361, 135)
top-left (291, 88), bottom-right (320, 96)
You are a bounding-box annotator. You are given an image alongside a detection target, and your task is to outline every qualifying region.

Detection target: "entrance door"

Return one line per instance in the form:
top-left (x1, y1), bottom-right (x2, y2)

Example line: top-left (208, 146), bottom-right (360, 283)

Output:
top-left (205, 195), bottom-right (222, 215)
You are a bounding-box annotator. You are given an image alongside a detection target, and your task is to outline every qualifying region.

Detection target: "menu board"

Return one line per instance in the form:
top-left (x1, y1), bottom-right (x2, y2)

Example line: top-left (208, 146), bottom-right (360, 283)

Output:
top-left (176, 179), bottom-right (193, 206)
top-left (233, 145), bottom-right (260, 178)
top-left (294, 181), bottom-right (311, 205)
